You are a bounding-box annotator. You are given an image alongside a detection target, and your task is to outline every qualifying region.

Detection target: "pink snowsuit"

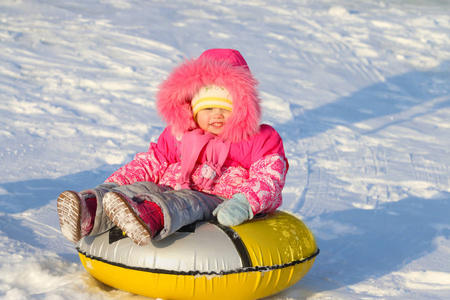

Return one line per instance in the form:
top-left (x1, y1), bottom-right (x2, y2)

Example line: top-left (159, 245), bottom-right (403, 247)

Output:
top-left (106, 49), bottom-right (288, 218)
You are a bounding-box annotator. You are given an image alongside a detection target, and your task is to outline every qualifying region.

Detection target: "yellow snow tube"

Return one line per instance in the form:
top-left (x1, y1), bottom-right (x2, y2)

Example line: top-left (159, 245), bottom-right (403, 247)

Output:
top-left (77, 210), bottom-right (319, 300)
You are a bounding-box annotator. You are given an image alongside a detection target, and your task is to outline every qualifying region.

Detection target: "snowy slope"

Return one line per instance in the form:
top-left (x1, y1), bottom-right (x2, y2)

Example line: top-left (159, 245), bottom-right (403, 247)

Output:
top-left (1, 0), bottom-right (450, 299)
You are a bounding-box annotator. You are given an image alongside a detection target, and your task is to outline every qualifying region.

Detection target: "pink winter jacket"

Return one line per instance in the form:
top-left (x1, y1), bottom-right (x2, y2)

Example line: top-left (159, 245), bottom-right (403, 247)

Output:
top-left (106, 124), bottom-right (288, 215)
top-left (106, 49), bottom-right (289, 215)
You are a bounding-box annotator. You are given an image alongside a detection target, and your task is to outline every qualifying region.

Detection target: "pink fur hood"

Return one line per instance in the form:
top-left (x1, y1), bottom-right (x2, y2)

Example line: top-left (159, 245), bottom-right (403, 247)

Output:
top-left (156, 49), bottom-right (261, 143)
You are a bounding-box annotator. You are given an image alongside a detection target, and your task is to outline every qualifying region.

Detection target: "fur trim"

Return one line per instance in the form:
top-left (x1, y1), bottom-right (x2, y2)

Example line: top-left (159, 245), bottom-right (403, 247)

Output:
top-left (156, 50), bottom-right (261, 143)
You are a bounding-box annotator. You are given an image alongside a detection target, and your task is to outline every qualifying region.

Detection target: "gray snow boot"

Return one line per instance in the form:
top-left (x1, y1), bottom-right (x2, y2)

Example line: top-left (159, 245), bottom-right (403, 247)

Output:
top-left (57, 183), bottom-right (118, 244)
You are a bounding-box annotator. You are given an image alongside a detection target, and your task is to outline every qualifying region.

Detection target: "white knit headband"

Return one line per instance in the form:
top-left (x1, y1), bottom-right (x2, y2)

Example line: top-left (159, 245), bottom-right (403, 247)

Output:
top-left (191, 85), bottom-right (233, 117)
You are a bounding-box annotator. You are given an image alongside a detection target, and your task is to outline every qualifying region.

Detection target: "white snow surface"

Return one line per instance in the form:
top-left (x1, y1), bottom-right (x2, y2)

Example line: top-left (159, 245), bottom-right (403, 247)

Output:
top-left (1, 0), bottom-right (450, 299)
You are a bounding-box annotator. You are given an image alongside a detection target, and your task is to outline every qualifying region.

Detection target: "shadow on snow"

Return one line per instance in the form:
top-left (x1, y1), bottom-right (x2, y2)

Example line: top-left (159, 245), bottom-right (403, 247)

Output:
top-left (277, 61), bottom-right (450, 139)
top-left (0, 164), bottom-right (119, 214)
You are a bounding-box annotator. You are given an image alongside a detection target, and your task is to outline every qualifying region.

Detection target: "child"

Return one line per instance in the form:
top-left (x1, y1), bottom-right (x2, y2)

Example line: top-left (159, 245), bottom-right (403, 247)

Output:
top-left (57, 49), bottom-right (288, 246)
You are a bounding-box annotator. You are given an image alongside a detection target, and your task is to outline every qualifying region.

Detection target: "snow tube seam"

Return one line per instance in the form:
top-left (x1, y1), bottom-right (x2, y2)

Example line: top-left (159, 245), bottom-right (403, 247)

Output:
top-left (76, 247), bottom-right (320, 276)
top-left (212, 220), bottom-right (253, 268)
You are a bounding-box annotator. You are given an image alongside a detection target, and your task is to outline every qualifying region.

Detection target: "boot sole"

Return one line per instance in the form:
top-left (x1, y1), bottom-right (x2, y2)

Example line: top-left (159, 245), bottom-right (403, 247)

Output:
top-left (103, 192), bottom-right (152, 246)
top-left (57, 191), bottom-right (82, 244)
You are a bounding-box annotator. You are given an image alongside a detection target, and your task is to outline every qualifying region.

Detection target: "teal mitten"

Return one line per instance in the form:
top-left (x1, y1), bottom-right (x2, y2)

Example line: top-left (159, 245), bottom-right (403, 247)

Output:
top-left (213, 194), bottom-right (253, 226)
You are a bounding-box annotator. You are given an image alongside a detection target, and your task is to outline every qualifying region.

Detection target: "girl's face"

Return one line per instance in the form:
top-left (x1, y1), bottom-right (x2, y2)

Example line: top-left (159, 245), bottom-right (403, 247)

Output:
top-left (196, 107), bottom-right (232, 135)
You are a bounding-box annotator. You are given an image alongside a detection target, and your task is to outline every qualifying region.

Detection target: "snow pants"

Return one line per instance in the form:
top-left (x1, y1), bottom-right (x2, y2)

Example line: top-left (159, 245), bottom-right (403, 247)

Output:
top-left (85, 181), bottom-right (225, 241)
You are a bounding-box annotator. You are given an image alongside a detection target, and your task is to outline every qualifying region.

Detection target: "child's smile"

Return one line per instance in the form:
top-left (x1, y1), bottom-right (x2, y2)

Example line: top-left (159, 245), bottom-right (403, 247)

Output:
top-left (196, 107), bottom-right (232, 135)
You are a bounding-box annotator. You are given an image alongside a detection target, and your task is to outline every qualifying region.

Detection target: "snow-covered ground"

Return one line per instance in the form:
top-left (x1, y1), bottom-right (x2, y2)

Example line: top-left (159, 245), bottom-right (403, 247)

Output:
top-left (1, 0), bottom-right (450, 299)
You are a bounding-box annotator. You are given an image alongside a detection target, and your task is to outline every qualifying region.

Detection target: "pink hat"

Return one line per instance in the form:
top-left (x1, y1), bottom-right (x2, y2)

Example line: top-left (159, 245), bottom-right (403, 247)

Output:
top-left (198, 49), bottom-right (251, 72)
